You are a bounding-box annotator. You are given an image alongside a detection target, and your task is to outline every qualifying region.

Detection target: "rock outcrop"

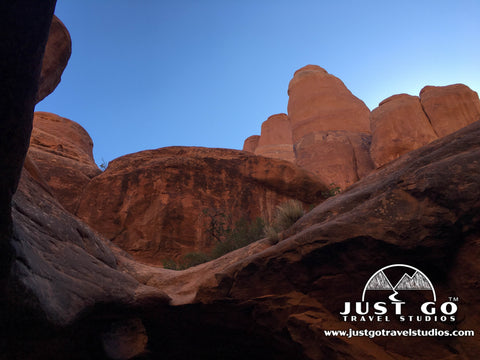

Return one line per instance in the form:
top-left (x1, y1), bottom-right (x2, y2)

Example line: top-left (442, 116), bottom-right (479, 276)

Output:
top-left (287, 65), bottom-right (374, 188)
top-left (244, 66), bottom-right (480, 189)
top-left (3, 8), bottom-right (480, 359)
top-left (7, 119), bottom-right (480, 360)
top-left (420, 84), bottom-right (480, 137)
top-left (12, 161), bottom-right (169, 326)
top-left (28, 112), bottom-right (101, 213)
top-left (370, 94), bottom-right (438, 168)
top-left (294, 130), bottom-right (375, 187)
top-left (287, 65), bottom-right (371, 139)
top-left (119, 120), bottom-right (480, 360)
top-left (5, 149), bottom-right (169, 360)
top-left (242, 135), bottom-right (260, 153)
top-left (243, 65), bottom-right (376, 189)
top-left (76, 147), bottom-right (328, 265)
top-left (254, 113), bottom-right (295, 162)
top-left (370, 84), bottom-right (480, 168)
top-left (36, 15), bottom-right (72, 103)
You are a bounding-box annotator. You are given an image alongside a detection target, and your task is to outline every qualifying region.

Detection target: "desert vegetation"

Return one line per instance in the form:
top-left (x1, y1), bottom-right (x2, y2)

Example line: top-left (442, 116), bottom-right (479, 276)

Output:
top-left (163, 200), bottom-right (308, 270)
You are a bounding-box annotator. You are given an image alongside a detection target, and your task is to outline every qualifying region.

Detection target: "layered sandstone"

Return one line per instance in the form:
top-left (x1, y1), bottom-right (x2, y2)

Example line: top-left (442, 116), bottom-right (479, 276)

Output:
top-left (28, 112), bottom-right (101, 213)
top-left (370, 94), bottom-right (438, 168)
top-left (76, 147), bottom-right (328, 265)
top-left (254, 113), bottom-right (294, 162)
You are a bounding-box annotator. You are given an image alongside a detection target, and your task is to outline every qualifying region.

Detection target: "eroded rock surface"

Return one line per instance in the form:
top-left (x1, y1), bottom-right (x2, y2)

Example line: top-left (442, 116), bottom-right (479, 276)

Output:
top-left (36, 15), bottom-right (72, 103)
top-left (294, 130), bottom-right (374, 188)
top-left (370, 94), bottom-right (438, 168)
top-left (242, 135), bottom-right (260, 153)
top-left (287, 65), bottom-right (371, 140)
top-left (420, 84), bottom-right (480, 137)
top-left (76, 147), bottom-right (328, 265)
top-left (125, 120), bottom-right (480, 360)
top-left (11, 163), bottom-right (169, 327)
top-left (28, 111), bottom-right (101, 213)
top-left (3, 11), bottom-right (480, 358)
top-left (254, 113), bottom-right (295, 162)
top-left (245, 65), bottom-right (375, 189)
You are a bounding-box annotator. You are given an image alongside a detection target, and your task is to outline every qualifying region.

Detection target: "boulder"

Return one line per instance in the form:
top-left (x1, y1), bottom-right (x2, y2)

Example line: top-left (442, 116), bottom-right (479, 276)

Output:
top-left (36, 15), bottom-right (72, 103)
top-left (28, 112), bottom-right (101, 213)
top-left (254, 113), bottom-right (295, 162)
top-left (420, 84), bottom-right (480, 137)
top-left (242, 135), bottom-right (260, 153)
top-left (370, 94), bottom-right (438, 168)
top-left (76, 147), bottom-right (328, 265)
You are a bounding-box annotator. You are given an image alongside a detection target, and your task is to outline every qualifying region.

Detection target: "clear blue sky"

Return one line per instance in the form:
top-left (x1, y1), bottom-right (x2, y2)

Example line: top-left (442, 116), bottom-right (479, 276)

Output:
top-left (36, 0), bottom-right (480, 166)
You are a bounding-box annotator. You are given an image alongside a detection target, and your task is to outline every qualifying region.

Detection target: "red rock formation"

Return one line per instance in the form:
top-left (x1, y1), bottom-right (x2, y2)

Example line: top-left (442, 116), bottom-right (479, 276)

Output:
top-left (28, 112), bottom-right (101, 213)
top-left (420, 84), bottom-right (480, 137)
top-left (295, 130), bottom-right (374, 187)
top-left (6, 95), bottom-right (480, 359)
top-left (254, 113), bottom-right (295, 162)
top-left (76, 147), bottom-right (327, 265)
top-left (12, 162), bottom-right (168, 327)
top-left (370, 94), bottom-right (438, 168)
top-left (287, 65), bottom-right (370, 141)
top-left (286, 65), bottom-right (374, 188)
top-left (242, 135), bottom-right (260, 153)
top-left (9, 120), bottom-right (479, 359)
top-left (36, 15), bottom-right (72, 103)
top-left (121, 120), bottom-right (480, 360)
top-left (3, 11), bottom-right (480, 357)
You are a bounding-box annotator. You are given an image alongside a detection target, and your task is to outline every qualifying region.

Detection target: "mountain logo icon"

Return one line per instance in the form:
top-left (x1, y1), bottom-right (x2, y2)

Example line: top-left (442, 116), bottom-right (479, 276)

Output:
top-left (362, 264), bottom-right (436, 302)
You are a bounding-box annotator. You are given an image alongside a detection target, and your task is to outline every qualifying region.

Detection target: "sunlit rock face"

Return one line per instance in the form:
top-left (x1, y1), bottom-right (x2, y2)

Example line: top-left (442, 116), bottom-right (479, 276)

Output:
top-left (420, 84), bottom-right (480, 137)
top-left (243, 65), bottom-right (480, 189)
top-left (287, 65), bottom-right (371, 140)
top-left (243, 135), bottom-right (260, 153)
top-left (254, 113), bottom-right (295, 163)
top-left (370, 84), bottom-right (480, 168)
top-left (370, 94), bottom-right (438, 168)
top-left (287, 65), bottom-right (374, 189)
